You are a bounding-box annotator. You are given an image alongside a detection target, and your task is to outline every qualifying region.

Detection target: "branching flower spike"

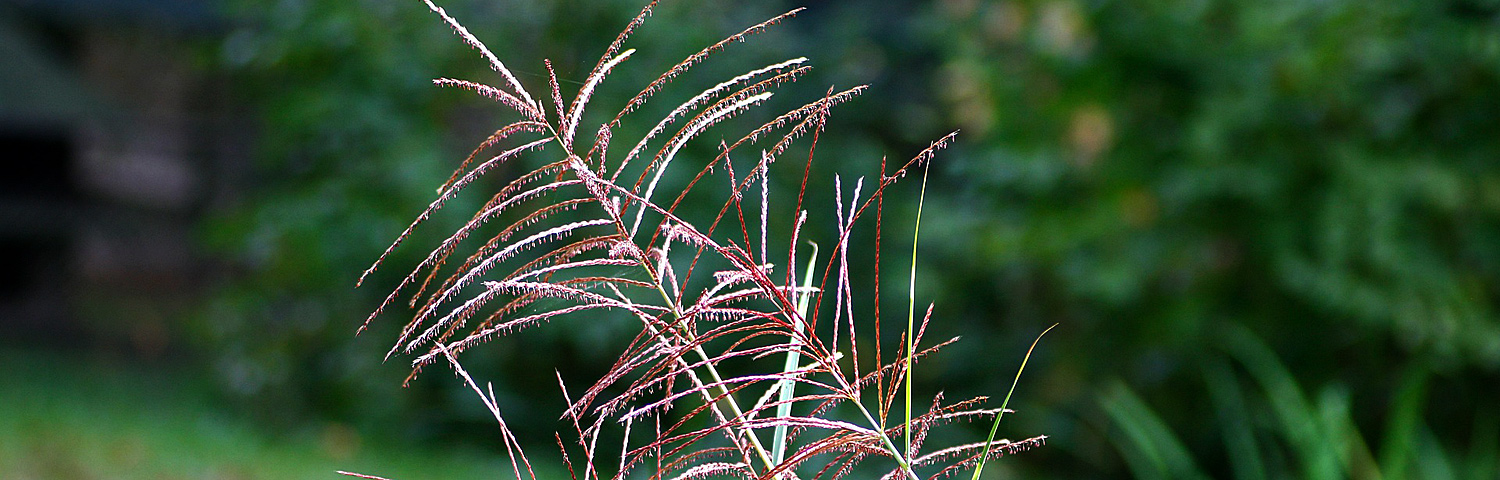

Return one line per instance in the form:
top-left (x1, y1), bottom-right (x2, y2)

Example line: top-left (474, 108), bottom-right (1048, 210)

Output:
top-left (352, 2), bottom-right (1047, 480)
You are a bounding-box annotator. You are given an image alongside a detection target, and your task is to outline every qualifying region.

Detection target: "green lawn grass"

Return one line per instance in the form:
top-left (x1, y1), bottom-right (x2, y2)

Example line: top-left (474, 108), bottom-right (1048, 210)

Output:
top-left (0, 348), bottom-right (508, 480)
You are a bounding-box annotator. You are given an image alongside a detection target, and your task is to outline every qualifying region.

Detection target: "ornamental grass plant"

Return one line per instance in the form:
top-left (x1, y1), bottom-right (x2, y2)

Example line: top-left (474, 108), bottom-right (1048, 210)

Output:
top-left (350, 2), bottom-right (1047, 479)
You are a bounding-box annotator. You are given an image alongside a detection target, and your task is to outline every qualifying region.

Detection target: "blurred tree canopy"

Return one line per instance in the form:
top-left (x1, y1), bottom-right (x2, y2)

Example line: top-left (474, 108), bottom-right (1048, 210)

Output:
top-left (201, 0), bottom-right (1500, 477)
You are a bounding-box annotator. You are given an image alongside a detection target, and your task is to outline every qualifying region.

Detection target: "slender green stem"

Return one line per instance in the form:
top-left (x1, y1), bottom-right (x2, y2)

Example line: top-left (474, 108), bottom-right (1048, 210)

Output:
top-left (971, 323), bottom-right (1056, 480)
top-left (904, 167), bottom-right (929, 457)
top-left (850, 395), bottom-right (922, 480)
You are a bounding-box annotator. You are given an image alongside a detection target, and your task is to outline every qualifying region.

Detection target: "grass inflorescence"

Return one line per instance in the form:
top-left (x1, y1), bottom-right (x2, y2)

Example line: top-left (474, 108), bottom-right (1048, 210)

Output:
top-left (353, 2), bottom-right (1047, 479)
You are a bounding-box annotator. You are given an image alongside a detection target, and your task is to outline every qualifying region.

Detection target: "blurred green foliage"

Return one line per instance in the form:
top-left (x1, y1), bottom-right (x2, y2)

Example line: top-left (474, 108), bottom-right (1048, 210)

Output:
top-left (0, 349), bottom-right (510, 479)
top-left (916, 0), bottom-right (1500, 477)
top-left (922, 0), bottom-right (1500, 362)
top-left (200, 0), bottom-right (1500, 477)
top-left (202, 0), bottom-right (470, 433)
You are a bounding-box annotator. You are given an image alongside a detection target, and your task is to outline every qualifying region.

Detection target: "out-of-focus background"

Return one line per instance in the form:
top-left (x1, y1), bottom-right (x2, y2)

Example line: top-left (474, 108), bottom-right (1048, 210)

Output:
top-left (3, 0), bottom-right (1498, 478)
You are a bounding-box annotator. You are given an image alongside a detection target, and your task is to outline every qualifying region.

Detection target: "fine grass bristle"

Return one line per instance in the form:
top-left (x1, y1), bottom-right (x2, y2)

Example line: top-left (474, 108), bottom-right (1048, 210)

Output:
top-left (350, 2), bottom-right (1048, 480)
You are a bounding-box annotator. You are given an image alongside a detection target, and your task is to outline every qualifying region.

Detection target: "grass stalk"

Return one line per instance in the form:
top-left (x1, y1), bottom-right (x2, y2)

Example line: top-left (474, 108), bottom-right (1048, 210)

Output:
top-left (647, 269), bottom-right (777, 472)
top-left (972, 323), bottom-right (1056, 480)
top-left (904, 167), bottom-right (930, 456)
